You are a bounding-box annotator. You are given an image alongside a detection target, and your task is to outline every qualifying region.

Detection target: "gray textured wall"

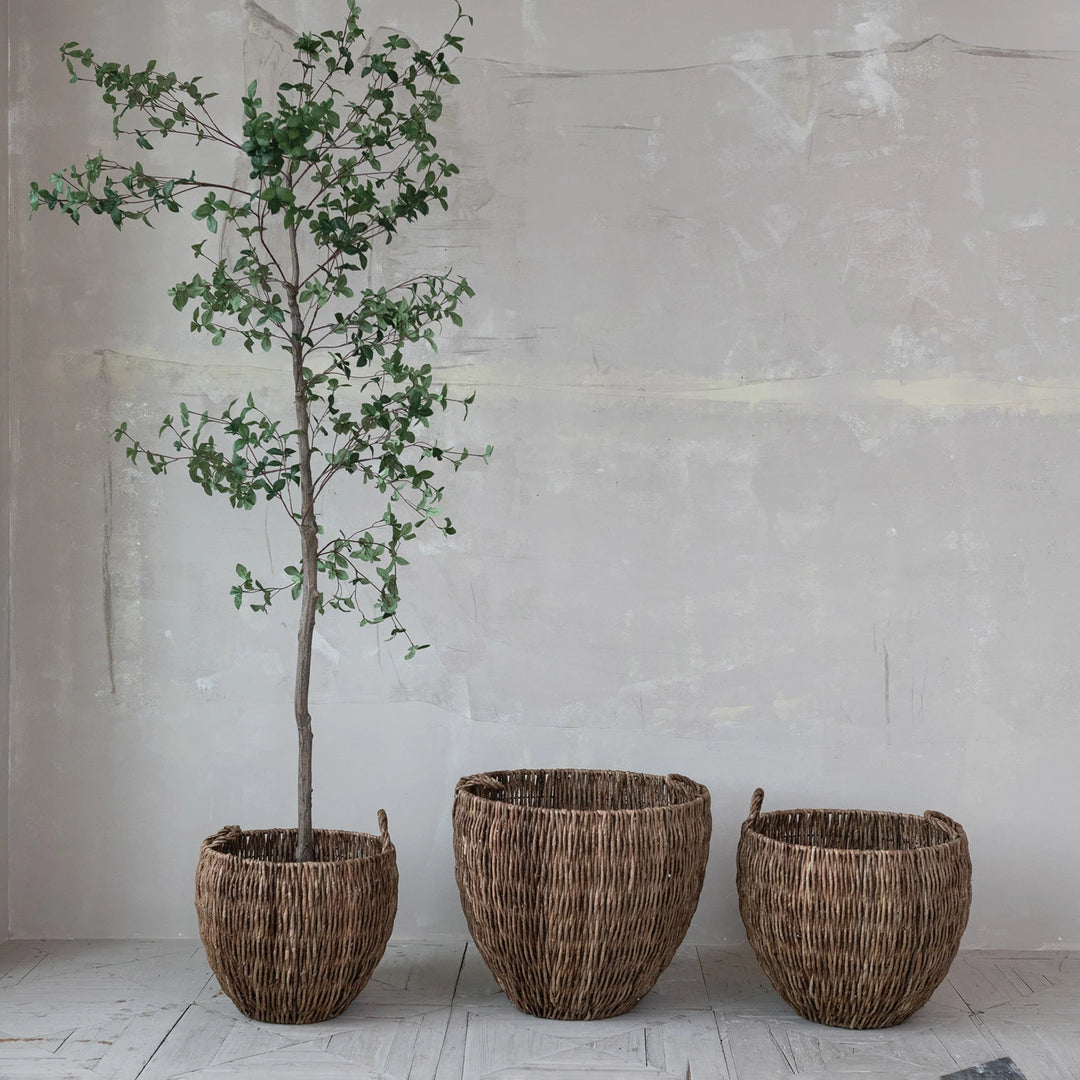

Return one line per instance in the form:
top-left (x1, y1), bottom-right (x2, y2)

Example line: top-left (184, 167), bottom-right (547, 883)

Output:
top-left (8, 0), bottom-right (1080, 945)
top-left (1, 0), bottom-right (10, 940)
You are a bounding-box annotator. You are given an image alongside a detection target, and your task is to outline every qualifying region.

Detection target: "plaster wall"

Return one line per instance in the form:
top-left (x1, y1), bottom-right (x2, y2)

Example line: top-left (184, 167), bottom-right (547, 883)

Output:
top-left (1, 0), bottom-right (10, 939)
top-left (7, 0), bottom-right (1080, 946)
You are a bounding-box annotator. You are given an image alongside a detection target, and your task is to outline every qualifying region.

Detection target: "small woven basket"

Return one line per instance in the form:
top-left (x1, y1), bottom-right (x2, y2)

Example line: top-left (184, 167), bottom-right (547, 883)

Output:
top-left (453, 768), bottom-right (712, 1021)
top-left (195, 812), bottom-right (398, 1024)
top-left (736, 788), bottom-right (972, 1029)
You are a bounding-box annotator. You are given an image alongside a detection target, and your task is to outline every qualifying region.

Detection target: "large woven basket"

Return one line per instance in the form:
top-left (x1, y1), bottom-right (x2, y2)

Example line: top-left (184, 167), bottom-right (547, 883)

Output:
top-left (453, 768), bottom-right (712, 1020)
top-left (736, 788), bottom-right (971, 1029)
top-left (195, 812), bottom-right (398, 1024)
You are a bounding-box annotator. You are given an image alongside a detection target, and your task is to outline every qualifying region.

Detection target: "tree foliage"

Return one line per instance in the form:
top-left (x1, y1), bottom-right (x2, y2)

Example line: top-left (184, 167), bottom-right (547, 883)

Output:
top-left (31, 0), bottom-right (486, 654)
top-left (32, 2), bottom-right (485, 858)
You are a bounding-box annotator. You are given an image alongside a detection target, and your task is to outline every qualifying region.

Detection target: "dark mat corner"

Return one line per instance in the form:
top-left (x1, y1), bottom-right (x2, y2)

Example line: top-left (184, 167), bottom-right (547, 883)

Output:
top-left (941, 1059), bottom-right (1027, 1080)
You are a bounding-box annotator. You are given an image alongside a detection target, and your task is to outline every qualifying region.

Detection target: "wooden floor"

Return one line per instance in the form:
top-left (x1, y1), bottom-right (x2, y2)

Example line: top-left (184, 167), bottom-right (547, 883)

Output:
top-left (0, 940), bottom-right (1076, 1079)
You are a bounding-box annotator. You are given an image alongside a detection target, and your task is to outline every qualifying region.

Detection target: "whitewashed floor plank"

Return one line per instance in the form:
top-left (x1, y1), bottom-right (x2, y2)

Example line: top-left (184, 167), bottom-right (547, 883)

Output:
top-left (206, 1019), bottom-right (300, 1069)
top-left (537, 1045), bottom-right (650, 1069)
top-left (927, 974), bottom-right (974, 1015)
top-left (28, 1004), bottom-right (189, 1073)
top-left (432, 1005), bottom-right (470, 1080)
top-left (484, 1063), bottom-right (683, 1079)
top-left (719, 1015), bottom-right (799, 1079)
top-left (461, 1007), bottom-right (578, 1077)
top-left (0, 940), bottom-right (49, 987)
top-left (0, 944), bottom-right (1074, 1079)
top-left (100, 947), bottom-right (212, 1001)
top-left (137, 1004), bottom-right (244, 1080)
top-left (168, 1048), bottom-right (378, 1079)
top-left (975, 967), bottom-right (1080, 1024)
top-left (0, 1006), bottom-right (75, 1041)
top-left (0, 1033), bottom-right (70, 1055)
top-left (360, 943), bottom-right (467, 1007)
top-left (948, 955), bottom-right (1030, 1013)
top-left (19, 941), bottom-right (200, 982)
top-left (455, 1007), bottom-right (726, 1080)
top-left (475, 1041), bottom-right (687, 1078)
top-left (644, 1011), bottom-right (731, 1080)
top-left (322, 1008), bottom-right (451, 1078)
top-left (0, 1062), bottom-right (102, 1080)
top-left (451, 944), bottom-right (509, 1007)
top-left (0, 973), bottom-right (176, 1006)
top-left (977, 1016), bottom-right (1080, 1080)
top-left (721, 1004), bottom-right (1003, 1078)
top-left (637, 946), bottom-right (710, 1011)
top-left (0, 995), bottom-right (175, 1042)
top-left (785, 1023), bottom-right (958, 1075)
top-left (926, 1015), bottom-right (1008, 1074)
top-left (81, 1006), bottom-right (192, 1080)
top-left (697, 947), bottom-right (789, 1019)
top-left (325, 1017), bottom-right (412, 1070)
top-left (404, 1008), bottom-right (455, 1080)
top-left (792, 1073), bottom-right (941, 1080)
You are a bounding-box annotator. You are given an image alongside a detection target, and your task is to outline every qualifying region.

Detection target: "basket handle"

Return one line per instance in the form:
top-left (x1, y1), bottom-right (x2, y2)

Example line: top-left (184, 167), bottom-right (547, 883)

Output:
top-left (746, 788), bottom-right (765, 825)
top-left (204, 824), bottom-right (242, 852)
top-left (377, 808), bottom-right (393, 850)
top-left (665, 773), bottom-right (695, 796)
top-left (458, 773), bottom-right (507, 796)
top-left (923, 809), bottom-right (965, 840)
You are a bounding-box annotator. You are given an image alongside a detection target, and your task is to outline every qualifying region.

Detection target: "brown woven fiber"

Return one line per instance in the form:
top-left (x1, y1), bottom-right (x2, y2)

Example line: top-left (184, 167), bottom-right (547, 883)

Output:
top-left (453, 769), bottom-right (712, 1021)
top-left (195, 812), bottom-right (398, 1024)
top-left (736, 788), bottom-right (972, 1029)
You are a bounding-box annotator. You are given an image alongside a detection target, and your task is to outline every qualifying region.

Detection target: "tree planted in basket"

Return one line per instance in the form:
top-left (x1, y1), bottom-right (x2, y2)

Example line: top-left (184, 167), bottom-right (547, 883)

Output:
top-left (30, 2), bottom-right (484, 1022)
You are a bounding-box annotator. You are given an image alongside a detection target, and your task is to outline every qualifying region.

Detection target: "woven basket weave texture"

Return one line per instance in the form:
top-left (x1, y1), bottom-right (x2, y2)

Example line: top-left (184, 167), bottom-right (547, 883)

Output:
top-left (195, 813), bottom-right (398, 1024)
top-left (453, 768), bottom-right (712, 1021)
top-left (736, 788), bottom-right (972, 1029)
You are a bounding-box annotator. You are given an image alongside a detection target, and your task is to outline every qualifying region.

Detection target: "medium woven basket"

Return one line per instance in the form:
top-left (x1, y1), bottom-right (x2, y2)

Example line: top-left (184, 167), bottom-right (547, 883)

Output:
top-left (736, 788), bottom-right (971, 1029)
top-left (453, 768), bottom-right (712, 1021)
top-left (195, 812), bottom-right (398, 1024)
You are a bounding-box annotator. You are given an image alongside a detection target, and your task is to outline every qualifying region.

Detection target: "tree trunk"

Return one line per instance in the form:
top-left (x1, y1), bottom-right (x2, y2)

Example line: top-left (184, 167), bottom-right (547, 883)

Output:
top-left (287, 214), bottom-right (318, 863)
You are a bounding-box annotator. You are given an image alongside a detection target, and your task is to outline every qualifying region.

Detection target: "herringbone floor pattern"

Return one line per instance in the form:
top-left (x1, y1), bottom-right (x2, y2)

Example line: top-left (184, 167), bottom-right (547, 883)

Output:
top-left (0, 940), bottom-right (1075, 1078)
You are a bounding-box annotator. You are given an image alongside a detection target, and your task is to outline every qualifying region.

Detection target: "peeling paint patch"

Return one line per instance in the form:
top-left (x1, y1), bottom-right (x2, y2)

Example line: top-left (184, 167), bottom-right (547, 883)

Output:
top-left (242, 0), bottom-right (297, 41)
top-left (449, 370), bottom-right (1080, 414)
top-left (708, 704), bottom-right (755, 727)
top-left (313, 630), bottom-right (341, 665)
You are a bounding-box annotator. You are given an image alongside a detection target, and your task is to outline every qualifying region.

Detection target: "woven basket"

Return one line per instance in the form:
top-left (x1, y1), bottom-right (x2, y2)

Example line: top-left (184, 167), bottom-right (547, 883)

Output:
top-left (736, 788), bottom-right (971, 1029)
top-left (453, 768), bottom-right (712, 1020)
top-left (195, 812), bottom-right (398, 1024)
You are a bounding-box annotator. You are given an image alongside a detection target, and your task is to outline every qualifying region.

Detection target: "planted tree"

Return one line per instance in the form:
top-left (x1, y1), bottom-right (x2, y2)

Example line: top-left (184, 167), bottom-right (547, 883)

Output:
top-left (31, 2), bottom-right (485, 862)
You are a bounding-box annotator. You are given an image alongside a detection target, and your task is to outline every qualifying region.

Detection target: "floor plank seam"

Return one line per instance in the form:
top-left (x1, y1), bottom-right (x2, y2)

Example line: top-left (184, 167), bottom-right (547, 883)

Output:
top-left (13, 949), bottom-right (46, 987)
top-left (693, 946), bottom-right (711, 1011)
top-left (970, 1009), bottom-right (1008, 1058)
top-left (448, 941), bottom-right (469, 1005)
top-left (769, 1023), bottom-right (797, 1074)
top-left (131, 1000), bottom-right (194, 1080)
top-left (458, 1008), bottom-right (471, 1080)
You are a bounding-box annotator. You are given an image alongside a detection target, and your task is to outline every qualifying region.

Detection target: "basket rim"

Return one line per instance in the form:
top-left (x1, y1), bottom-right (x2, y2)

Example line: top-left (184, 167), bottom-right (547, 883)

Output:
top-left (199, 825), bottom-right (395, 868)
top-left (454, 767), bottom-right (710, 815)
top-left (741, 807), bottom-right (965, 856)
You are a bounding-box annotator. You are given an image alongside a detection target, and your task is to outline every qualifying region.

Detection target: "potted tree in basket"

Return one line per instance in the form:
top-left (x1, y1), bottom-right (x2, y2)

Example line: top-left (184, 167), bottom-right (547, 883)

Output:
top-left (30, 0), bottom-right (485, 1024)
